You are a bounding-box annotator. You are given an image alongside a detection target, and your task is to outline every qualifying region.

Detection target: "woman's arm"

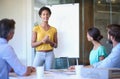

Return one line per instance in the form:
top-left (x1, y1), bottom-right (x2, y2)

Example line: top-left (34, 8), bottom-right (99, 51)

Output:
top-left (54, 32), bottom-right (58, 48)
top-left (46, 32), bottom-right (58, 48)
top-left (99, 56), bottom-right (105, 61)
top-left (31, 32), bottom-right (43, 48)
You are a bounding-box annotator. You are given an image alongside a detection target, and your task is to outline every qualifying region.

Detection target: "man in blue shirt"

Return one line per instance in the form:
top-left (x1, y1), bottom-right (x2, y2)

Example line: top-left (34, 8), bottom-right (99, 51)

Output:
top-left (69, 24), bottom-right (120, 70)
top-left (92, 24), bottom-right (120, 68)
top-left (0, 18), bottom-right (35, 79)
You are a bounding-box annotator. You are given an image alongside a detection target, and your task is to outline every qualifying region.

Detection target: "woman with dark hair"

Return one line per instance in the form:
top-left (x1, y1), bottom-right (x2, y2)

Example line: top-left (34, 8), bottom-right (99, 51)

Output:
top-left (87, 27), bottom-right (107, 65)
top-left (31, 6), bottom-right (58, 70)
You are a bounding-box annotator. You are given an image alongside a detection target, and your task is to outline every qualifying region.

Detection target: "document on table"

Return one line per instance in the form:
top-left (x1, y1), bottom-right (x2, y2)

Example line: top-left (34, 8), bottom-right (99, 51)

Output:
top-left (48, 69), bottom-right (75, 75)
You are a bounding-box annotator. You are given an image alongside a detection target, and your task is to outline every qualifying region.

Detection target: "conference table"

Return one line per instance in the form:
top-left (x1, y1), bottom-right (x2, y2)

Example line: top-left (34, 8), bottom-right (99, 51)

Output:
top-left (9, 69), bottom-right (92, 79)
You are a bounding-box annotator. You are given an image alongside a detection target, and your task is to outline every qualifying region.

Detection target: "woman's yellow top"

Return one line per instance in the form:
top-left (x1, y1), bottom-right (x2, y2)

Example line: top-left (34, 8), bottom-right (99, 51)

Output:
top-left (32, 25), bottom-right (57, 51)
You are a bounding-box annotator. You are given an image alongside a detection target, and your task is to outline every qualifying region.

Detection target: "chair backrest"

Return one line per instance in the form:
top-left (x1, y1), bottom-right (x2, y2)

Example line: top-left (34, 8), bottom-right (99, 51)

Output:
top-left (54, 57), bottom-right (69, 69)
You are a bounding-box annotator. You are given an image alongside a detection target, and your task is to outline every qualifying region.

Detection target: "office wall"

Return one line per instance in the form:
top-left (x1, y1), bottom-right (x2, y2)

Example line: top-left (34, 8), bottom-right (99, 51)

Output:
top-left (0, 0), bottom-right (33, 65)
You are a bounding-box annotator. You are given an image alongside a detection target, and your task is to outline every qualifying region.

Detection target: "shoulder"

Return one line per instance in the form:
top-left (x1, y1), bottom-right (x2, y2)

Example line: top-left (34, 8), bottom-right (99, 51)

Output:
top-left (1, 44), bottom-right (13, 51)
top-left (4, 45), bottom-right (14, 54)
top-left (0, 44), bottom-right (15, 58)
top-left (33, 25), bottom-right (39, 28)
top-left (50, 26), bottom-right (57, 30)
top-left (98, 45), bottom-right (106, 50)
top-left (50, 26), bottom-right (57, 32)
top-left (112, 43), bottom-right (120, 52)
top-left (32, 25), bottom-right (40, 31)
top-left (98, 46), bottom-right (107, 55)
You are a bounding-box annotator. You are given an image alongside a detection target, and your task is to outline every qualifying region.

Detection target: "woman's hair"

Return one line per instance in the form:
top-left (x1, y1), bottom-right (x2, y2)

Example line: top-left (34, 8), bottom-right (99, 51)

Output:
top-left (107, 24), bottom-right (120, 42)
top-left (38, 6), bottom-right (51, 16)
top-left (0, 18), bottom-right (15, 39)
top-left (88, 27), bottom-right (103, 42)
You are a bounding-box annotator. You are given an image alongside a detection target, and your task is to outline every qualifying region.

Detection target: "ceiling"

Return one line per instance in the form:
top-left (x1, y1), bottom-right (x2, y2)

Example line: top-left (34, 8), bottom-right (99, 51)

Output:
top-left (34, 0), bottom-right (120, 13)
top-left (35, 0), bottom-right (120, 5)
top-left (95, 0), bottom-right (120, 13)
top-left (35, 0), bottom-right (79, 5)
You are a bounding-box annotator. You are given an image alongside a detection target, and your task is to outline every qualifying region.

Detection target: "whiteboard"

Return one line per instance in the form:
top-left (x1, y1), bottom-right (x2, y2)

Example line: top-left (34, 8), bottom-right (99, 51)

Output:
top-left (47, 3), bottom-right (79, 58)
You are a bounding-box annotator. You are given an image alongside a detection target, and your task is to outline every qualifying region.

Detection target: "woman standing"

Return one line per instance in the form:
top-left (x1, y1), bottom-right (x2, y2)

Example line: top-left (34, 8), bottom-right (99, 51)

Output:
top-left (87, 27), bottom-right (107, 65)
top-left (32, 7), bottom-right (58, 70)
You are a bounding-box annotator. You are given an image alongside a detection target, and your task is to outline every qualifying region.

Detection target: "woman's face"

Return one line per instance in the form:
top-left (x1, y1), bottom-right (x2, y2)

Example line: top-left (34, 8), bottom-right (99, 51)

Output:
top-left (87, 32), bottom-right (93, 41)
top-left (40, 10), bottom-right (50, 22)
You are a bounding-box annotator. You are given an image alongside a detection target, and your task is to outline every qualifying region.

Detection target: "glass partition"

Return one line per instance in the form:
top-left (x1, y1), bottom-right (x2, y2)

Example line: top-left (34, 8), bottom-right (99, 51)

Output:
top-left (94, 0), bottom-right (120, 54)
top-left (33, 0), bottom-right (120, 65)
top-left (111, 0), bottom-right (120, 24)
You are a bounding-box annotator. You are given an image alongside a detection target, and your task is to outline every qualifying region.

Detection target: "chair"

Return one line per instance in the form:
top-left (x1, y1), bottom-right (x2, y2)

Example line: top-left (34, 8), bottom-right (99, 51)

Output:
top-left (54, 57), bottom-right (69, 69)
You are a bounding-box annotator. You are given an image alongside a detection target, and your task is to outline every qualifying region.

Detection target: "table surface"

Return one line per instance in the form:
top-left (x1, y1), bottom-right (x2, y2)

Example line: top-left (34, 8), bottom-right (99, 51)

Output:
top-left (9, 69), bottom-right (92, 79)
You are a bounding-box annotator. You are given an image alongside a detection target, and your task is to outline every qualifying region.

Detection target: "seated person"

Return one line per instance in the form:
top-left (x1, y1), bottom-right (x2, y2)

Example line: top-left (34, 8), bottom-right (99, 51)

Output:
top-left (87, 27), bottom-right (107, 65)
top-left (0, 18), bottom-right (35, 79)
top-left (69, 24), bottom-right (120, 70)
